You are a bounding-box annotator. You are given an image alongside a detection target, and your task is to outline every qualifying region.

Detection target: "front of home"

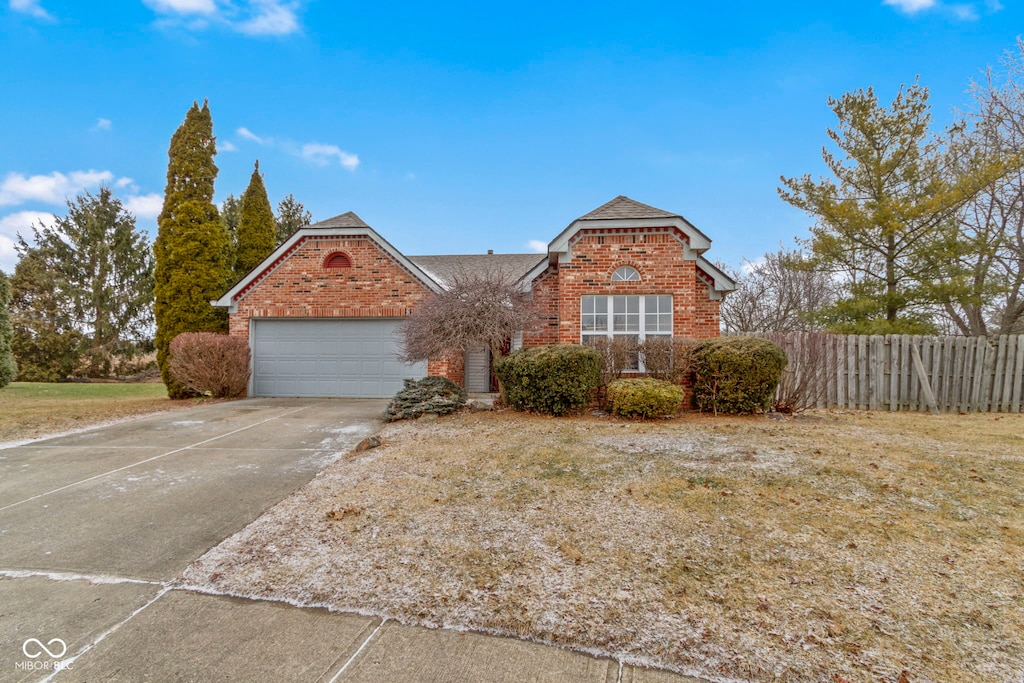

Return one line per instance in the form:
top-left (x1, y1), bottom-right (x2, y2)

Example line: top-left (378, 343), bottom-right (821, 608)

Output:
top-left (213, 196), bottom-right (735, 398)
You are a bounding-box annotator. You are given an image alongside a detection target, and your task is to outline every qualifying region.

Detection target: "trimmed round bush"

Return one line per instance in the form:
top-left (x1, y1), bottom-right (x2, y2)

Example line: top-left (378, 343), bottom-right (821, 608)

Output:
top-left (606, 378), bottom-right (684, 418)
top-left (494, 344), bottom-right (601, 416)
top-left (168, 332), bottom-right (251, 399)
top-left (691, 336), bottom-right (787, 414)
top-left (384, 376), bottom-right (467, 421)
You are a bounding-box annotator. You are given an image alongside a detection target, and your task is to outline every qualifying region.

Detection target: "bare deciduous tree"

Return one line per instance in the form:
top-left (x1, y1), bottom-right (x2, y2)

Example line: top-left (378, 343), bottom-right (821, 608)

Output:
top-left (399, 269), bottom-right (540, 369)
top-left (719, 249), bottom-right (838, 334)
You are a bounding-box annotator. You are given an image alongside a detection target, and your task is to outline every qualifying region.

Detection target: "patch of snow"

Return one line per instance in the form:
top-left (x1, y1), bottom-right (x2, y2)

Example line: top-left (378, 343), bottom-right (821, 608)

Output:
top-left (0, 569), bottom-right (164, 586)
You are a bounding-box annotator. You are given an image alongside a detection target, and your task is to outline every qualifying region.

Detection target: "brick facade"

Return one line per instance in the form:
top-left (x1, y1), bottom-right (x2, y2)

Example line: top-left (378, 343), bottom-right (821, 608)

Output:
top-left (522, 230), bottom-right (721, 347)
top-left (227, 236), bottom-right (431, 342)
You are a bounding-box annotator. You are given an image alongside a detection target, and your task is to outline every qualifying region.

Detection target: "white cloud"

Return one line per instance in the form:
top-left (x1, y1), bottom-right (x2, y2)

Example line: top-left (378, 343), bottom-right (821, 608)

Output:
top-left (0, 211), bottom-right (57, 272)
top-left (883, 0), bottom-right (937, 12)
top-left (0, 170), bottom-right (114, 207)
top-left (950, 3), bottom-right (979, 18)
top-left (124, 193), bottom-right (163, 221)
top-left (301, 143), bottom-right (359, 170)
top-left (115, 177), bottom-right (134, 188)
top-left (236, 1), bottom-right (299, 36)
top-left (526, 240), bottom-right (548, 254)
top-left (143, 0), bottom-right (301, 36)
top-left (9, 0), bottom-right (53, 20)
top-left (237, 127), bottom-right (266, 144)
top-left (95, 117), bottom-right (112, 131)
top-left (220, 140), bottom-right (238, 152)
top-left (142, 0), bottom-right (217, 15)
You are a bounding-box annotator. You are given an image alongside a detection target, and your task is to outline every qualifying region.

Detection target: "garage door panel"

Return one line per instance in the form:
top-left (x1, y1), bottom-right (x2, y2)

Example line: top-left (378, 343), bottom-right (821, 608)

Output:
top-left (251, 319), bottom-right (426, 398)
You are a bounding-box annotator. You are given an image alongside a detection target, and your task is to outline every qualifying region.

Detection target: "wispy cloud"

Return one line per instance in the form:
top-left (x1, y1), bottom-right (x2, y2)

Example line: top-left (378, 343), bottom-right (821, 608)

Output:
top-left (143, 0), bottom-right (301, 36)
top-left (220, 140), bottom-right (238, 152)
top-left (301, 143), bottom-right (359, 170)
top-left (9, 0), bottom-right (53, 20)
top-left (0, 170), bottom-right (114, 207)
top-left (237, 126), bottom-right (267, 144)
top-left (526, 240), bottom-right (548, 254)
top-left (124, 193), bottom-right (164, 220)
top-left (0, 210), bottom-right (57, 272)
top-left (882, 0), bottom-right (1000, 19)
top-left (94, 117), bottom-right (112, 131)
top-left (236, 0), bottom-right (299, 35)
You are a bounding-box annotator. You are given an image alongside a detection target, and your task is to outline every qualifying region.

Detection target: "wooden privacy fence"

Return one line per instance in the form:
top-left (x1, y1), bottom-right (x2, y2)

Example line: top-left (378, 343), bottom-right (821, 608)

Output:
top-left (762, 332), bottom-right (1024, 413)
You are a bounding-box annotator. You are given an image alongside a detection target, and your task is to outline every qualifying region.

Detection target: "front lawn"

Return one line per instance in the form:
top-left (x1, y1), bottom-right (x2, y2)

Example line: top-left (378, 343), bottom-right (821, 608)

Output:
top-left (0, 381), bottom-right (187, 443)
top-left (184, 410), bottom-right (1024, 682)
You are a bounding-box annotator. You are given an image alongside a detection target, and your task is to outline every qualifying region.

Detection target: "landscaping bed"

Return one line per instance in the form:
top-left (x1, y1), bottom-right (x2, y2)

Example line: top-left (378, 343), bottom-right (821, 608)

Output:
top-left (183, 409), bottom-right (1024, 682)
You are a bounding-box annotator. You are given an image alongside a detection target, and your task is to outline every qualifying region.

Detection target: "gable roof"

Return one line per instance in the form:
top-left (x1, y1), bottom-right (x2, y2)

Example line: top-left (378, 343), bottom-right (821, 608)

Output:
top-left (311, 211), bottom-right (370, 229)
top-left (576, 195), bottom-right (679, 221)
top-left (408, 254), bottom-right (545, 287)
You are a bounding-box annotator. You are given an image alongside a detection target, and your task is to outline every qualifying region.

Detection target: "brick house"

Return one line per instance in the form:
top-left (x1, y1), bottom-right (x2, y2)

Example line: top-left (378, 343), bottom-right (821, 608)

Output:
top-left (213, 195), bottom-right (735, 398)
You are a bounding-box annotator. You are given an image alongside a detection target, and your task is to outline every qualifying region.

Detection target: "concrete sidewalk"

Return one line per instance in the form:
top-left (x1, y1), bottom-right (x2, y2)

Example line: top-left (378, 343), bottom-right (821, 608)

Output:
top-left (0, 400), bottom-right (707, 682)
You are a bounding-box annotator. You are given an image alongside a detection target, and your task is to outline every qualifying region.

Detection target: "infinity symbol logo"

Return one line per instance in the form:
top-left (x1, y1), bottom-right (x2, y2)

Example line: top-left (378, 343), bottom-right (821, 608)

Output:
top-left (22, 638), bottom-right (67, 659)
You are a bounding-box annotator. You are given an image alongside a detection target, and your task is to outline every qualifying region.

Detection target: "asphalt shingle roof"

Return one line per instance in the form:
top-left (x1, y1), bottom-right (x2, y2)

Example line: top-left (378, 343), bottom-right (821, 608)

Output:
top-left (408, 253), bottom-right (546, 286)
top-left (307, 211), bottom-right (371, 229)
top-left (576, 195), bottom-right (679, 221)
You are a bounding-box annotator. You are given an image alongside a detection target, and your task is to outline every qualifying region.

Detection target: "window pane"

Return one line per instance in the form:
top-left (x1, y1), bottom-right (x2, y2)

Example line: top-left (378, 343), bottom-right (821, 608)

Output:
top-left (645, 314), bottom-right (658, 330)
top-left (582, 296), bottom-right (594, 314)
top-left (657, 295), bottom-right (672, 312)
top-left (612, 266), bottom-right (640, 281)
top-left (595, 297), bottom-right (608, 314)
top-left (627, 296), bottom-right (639, 314)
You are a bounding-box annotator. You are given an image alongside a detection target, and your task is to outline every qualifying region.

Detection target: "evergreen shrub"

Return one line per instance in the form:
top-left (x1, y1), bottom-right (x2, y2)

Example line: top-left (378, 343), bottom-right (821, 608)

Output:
top-left (691, 336), bottom-right (787, 414)
top-left (494, 344), bottom-right (600, 416)
top-left (606, 378), bottom-right (684, 418)
top-left (384, 376), bottom-right (467, 421)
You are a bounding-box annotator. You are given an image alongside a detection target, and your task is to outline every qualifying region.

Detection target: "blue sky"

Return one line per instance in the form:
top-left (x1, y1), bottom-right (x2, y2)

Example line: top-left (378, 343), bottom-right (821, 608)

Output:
top-left (1, 0), bottom-right (1020, 274)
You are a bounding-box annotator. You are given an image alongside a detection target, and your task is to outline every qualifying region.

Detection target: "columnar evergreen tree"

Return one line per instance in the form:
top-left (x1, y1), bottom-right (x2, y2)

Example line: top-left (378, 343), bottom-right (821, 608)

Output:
top-left (154, 99), bottom-right (233, 398)
top-left (0, 270), bottom-right (17, 388)
top-left (220, 193), bottom-right (242, 270)
top-left (17, 188), bottom-right (154, 377)
top-left (275, 193), bottom-right (313, 246)
top-left (234, 160), bottom-right (276, 278)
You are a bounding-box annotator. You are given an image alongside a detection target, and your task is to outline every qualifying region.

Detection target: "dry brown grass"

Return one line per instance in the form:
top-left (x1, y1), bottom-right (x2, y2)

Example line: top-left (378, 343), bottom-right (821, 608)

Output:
top-left (184, 409), bottom-right (1024, 682)
top-left (0, 381), bottom-right (192, 443)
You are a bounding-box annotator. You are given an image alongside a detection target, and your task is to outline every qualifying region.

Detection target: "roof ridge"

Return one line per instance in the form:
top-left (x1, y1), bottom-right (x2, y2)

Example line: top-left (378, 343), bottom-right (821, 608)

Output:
top-left (576, 195), bottom-right (679, 221)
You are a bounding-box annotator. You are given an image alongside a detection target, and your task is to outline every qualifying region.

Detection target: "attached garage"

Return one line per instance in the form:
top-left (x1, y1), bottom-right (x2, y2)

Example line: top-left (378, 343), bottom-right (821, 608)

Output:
top-left (251, 319), bottom-right (426, 398)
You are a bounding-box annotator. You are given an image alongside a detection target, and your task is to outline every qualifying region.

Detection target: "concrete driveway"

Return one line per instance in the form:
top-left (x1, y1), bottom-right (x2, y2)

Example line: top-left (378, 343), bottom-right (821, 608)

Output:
top-left (0, 399), bottom-right (702, 683)
top-left (0, 398), bottom-right (383, 680)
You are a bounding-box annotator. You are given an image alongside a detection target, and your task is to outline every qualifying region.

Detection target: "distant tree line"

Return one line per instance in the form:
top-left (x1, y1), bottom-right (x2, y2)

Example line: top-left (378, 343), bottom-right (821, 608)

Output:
top-left (0, 100), bottom-right (313, 388)
top-left (723, 40), bottom-right (1024, 337)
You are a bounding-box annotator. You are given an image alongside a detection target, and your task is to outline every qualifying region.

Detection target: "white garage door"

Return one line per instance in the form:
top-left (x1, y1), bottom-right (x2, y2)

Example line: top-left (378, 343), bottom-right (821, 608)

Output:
top-left (251, 319), bottom-right (426, 398)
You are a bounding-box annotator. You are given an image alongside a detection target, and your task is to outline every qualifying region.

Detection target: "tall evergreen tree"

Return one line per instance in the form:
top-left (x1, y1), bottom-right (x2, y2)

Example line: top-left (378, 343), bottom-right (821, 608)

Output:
top-left (220, 193), bottom-right (242, 270)
top-left (779, 82), bottom-right (1004, 334)
top-left (275, 193), bottom-right (312, 246)
top-left (154, 99), bottom-right (232, 398)
top-left (8, 248), bottom-right (83, 381)
top-left (234, 160), bottom-right (276, 278)
top-left (0, 270), bottom-right (17, 389)
top-left (17, 188), bottom-right (154, 377)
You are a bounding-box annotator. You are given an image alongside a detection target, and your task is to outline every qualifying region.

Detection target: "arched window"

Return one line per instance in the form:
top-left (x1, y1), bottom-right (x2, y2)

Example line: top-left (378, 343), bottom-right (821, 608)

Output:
top-left (324, 252), bottom-right (352, 269)
top-left (612, 266), bottom-right (641, 282)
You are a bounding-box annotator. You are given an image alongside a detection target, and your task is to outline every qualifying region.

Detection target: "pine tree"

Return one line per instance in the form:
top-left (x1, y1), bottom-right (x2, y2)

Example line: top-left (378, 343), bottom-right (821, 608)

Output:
top-left (275, 193), bottom-right (312, 246)
top-left (220, 193), bottom-right (242, 271)
top-left (234, 160), bottom-right (276, 278)
top-left (19, 188), bottom-right (154, 377)
top-left (0, 270), bottom-right (17, 388)
top-left (154, 99), bottom-right (232, 398)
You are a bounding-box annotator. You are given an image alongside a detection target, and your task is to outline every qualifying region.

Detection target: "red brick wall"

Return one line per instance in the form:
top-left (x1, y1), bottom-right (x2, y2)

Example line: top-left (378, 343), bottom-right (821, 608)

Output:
top-left (523, 267), bottom-right (560, 346)
top-left (229, 236), bottom-right (431, 343)
top-left (541, 231), bottom-right (720, 345)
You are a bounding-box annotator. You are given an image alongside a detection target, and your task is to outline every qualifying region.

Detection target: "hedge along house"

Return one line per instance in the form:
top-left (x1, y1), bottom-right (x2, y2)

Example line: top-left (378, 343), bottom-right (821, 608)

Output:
top-left (212, 196), bottom-right (736, 398)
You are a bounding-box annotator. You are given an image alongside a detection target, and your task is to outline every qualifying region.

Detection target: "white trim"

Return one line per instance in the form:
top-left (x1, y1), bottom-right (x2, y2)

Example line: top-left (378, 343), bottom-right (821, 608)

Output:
top-left (212, 226), bottom-right (442, 308)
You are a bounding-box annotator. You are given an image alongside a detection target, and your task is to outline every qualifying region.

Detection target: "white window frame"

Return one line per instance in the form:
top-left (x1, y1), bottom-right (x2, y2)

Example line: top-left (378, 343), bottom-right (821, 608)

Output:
top-left (581, 294), bottom-right (673, 371)
top-left (611, 266), bottom-right (641, 281)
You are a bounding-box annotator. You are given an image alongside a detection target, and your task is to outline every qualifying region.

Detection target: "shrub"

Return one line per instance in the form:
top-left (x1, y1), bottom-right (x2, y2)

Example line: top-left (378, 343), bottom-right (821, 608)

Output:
top-left (640, 337), bottom-right (696, 383)
top-left (0, 271), bottom-right (16, 389)
top-left (384, 376), bottom-right (467, 421)
top-left (589, 336), bottom-right (640, 387)
top-left (168, 332), bottom-right (250, 399)
top-left (691, 336), bottom-right (787, 414)
top-left (606, 378), bottom-right (684, 418)
top-left (494, 344), bottom-right (601, 416)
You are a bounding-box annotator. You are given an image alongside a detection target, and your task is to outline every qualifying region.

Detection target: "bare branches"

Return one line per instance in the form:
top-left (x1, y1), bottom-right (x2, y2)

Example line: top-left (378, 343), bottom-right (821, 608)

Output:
top-left (398, 269), bottom-right (541, 362)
